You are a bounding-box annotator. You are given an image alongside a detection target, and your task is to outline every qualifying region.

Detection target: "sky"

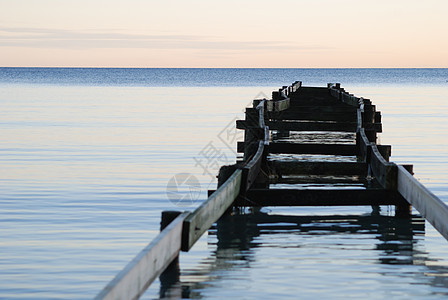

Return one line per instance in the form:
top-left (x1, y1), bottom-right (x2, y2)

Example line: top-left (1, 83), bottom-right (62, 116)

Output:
top-left (0, 0), bottom-right (447, 68)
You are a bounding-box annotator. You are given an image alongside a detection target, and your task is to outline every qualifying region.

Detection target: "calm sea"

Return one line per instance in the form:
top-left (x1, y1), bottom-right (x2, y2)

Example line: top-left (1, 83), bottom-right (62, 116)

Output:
top-left (1, 68), bottom-right (448, 299)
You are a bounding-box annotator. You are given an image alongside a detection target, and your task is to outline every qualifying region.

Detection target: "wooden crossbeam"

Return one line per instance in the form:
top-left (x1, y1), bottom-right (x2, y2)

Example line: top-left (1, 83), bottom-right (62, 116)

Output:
top-left (269, 142), bottom-right (357, 156)
top-left (270, 176), bottom-right (366, 185)
top-left (234, 188), bottom-right (407, 207)
top-left (237, 142), bottom-right (358, 156)
top-left (238, 141), bottom-right (357, 155)
top-left (240, 120), bottom-right (380, 133)
top-left (289, 99), bottom-right (348, 107)
top-left (241, 141), bottom-right (265, 192)
top-left (370, 144), bottom-right (397, 190)
top-left (267, 120), bottom-right (358, 132)
top-left (280, 106), bottom-right (358, 113)
top-left (269, 161), bottom-right (367, 176)
top-left (269, 111), bottom-right (357, 122)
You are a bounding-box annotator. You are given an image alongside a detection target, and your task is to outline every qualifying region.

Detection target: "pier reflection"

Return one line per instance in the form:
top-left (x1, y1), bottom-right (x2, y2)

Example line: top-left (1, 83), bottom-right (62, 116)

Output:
top-left (159, 211), bottom-right (448, 298)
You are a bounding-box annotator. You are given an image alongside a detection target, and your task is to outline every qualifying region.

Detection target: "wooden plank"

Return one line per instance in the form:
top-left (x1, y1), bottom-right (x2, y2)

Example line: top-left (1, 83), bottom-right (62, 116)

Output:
top-left (291, 86), bottom-right (328, 96)
top-left (267, 120), bottom-right (357, 132)
top-left (258, 99), bottom-right (290, 112)
top-left (378, 144), bottom-right (392, 161)
top-left (182, 169), bottom-right (242, 251)
top-left (242, 141), bottom-right (265, 191)
top-left (357, 109), bottom-right (362, 130)
top-left (272, 90), bottom-right (287, 100)
top-left (267, 142), bottom-right (358, 156)
top-left (269, 111), bottom-right (357, 122)
top-left (356, 128), bottom-right (371, 162)
top-left (370, 144), bottom-right (397, 190)
top-left (235, 189), bottom-right (404, 207)
top-left (238, 142), bottom-right (358, 155)
top-left (281, 106), bottom-right (358, 113)
top-left (397, 165), bottom-right (448, 241)
top-left (256, 100), bottom-right (266, 128)
top-left (274, 98), bottom-right (290, 111)
top-left (329, 87), bottom-right (341, 100)
top-left (270, 161), bottom-right (367, 176)
top-left (341, 92), bottom-right (360, 107)
top-left (95, 212), bottom-right (190, 300)
top-left (240, 99), bottom-right (267, 190)
top-left (289, 99), bottom-right (347, 107)
top-left (291, 80), bottom-right (302, 92)
top-left (270, 176), bottom-right (366, 185)
top-left (266, 100), bottom-right (274, 112)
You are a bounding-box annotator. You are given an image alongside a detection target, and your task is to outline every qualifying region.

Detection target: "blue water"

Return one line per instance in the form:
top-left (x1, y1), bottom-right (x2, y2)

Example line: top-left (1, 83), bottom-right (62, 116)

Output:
top-left (1, 67), bottom-right (447, 87)
top-left (0, 68), bottom-right (448, 299)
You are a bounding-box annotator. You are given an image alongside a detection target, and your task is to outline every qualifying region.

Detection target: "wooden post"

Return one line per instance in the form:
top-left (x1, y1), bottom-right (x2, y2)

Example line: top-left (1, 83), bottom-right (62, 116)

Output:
top-left (159, 211), bottom-right (182, 298)
top-left (217, 164), bottom-right (240, 216)
top-left (218, 165), bottom-right (239, 188)
top-left (182, 170), bottom-right (242, 251)
top-left (243, 108), bottom-right (261, 161)
top-left (363, 104), bottom-right (377, 142)
top-left (395, 166), bottom-right (413, 217)
top-left (251, 146), bottom-right (270, 190)
top-left (378, 145), bottom-right (392, 162)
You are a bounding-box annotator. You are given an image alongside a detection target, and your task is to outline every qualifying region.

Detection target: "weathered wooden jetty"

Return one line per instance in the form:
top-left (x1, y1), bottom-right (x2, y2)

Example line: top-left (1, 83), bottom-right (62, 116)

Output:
top-left (95, 82), bottom-right (448, 300)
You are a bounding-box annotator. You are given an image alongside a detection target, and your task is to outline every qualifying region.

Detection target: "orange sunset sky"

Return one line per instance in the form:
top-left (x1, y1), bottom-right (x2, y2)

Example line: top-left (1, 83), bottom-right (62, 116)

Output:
top-left (1, 0), bottom-right (447, 68)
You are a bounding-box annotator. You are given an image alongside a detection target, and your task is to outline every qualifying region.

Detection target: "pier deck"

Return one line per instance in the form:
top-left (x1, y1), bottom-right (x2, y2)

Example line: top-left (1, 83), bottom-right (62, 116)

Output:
top-left (235, 83), bottom-right (404, 210)
top-left (95, 82), bottom-right (448, 300)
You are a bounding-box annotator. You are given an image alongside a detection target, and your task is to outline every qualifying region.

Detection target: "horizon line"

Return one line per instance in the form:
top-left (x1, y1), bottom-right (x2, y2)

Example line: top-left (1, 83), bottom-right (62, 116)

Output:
top-left (1, 66), bottom-right (448, 69)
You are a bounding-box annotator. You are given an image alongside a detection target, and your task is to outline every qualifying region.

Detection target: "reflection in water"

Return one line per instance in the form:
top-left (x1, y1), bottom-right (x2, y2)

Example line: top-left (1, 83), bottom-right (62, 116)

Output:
top-left (159, 211), bottom-right (448, 298)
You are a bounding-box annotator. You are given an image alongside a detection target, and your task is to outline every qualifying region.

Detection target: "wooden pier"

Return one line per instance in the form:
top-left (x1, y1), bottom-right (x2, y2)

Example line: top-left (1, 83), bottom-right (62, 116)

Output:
top-left (95, 82), bottom-right (448, 300)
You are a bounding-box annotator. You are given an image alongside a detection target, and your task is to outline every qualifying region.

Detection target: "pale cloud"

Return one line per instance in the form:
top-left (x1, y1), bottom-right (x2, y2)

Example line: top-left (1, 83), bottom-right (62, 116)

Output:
top-left (0, 27), bottom-right (330, 51)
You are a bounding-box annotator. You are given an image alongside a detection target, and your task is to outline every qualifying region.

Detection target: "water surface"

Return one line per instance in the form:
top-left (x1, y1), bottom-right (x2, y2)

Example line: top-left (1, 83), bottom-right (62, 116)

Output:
top-left (0, 68), bottom-right (447, 299)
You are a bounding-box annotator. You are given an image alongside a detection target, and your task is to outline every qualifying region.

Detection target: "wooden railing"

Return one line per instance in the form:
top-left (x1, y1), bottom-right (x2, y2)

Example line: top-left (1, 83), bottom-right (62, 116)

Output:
top-left (253, 81), bottom-right (301, 112)
top-left (181, 169), bottom-right (243, 251)
top-left (329, 83), bottom-right (448, 241)
top-left (182, 98), bottom-right (268, 251)
top-left (397, 165), bottom-right (448, 239)
top-left (274, 80), bottom-right (301, 99)
top-left (95, 81), bottom-right (301, 300)
top-left (94, 212), bottom-right (189, 300)
top-left (267, 80), bottom-right (301, 112)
